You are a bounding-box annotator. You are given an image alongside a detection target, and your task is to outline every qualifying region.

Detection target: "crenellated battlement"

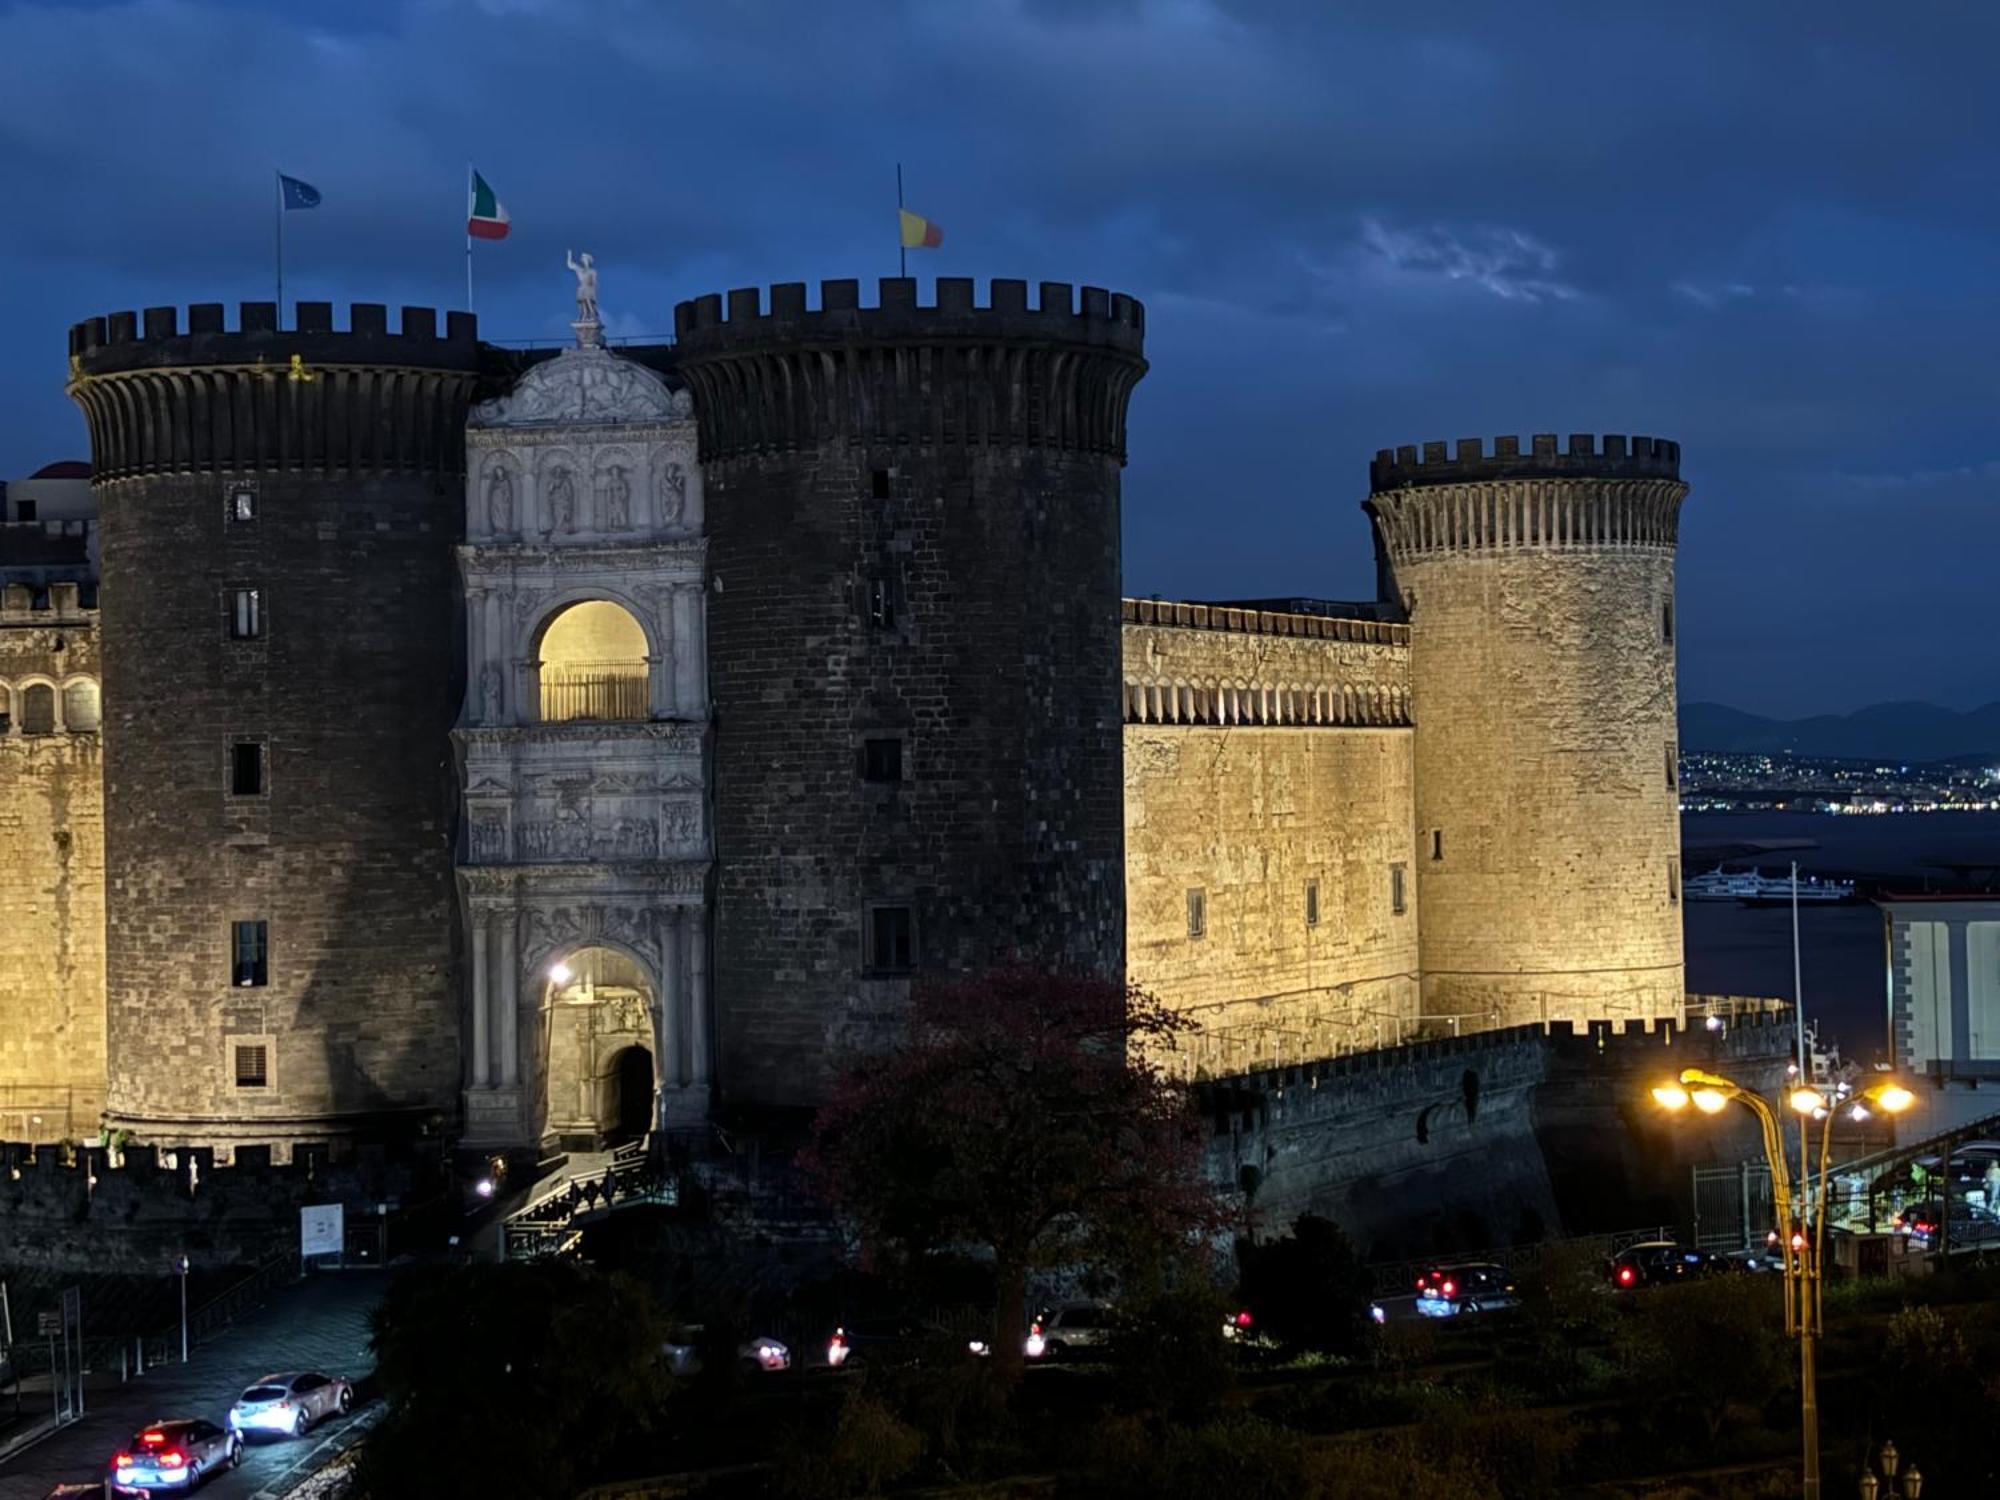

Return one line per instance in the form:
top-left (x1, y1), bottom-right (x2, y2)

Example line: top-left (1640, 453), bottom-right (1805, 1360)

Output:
top-left (1370, 433), bottom-right (1681, 492)
top-left (67, 302), bottom-right (483, 481)
top-left (1123, 597), bottom-right (1408, 646)
top-left (674, 277), bottom-right (1148, 461)
top-left (69, 302), bottom-right (479, 374)
top-left (673, 277), bottom-right (1144, 352)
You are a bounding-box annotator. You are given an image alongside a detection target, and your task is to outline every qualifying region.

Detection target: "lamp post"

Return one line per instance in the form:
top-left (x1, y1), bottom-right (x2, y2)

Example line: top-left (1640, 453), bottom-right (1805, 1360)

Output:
top-left (1651, 1067), bottom-right (1913, 1500)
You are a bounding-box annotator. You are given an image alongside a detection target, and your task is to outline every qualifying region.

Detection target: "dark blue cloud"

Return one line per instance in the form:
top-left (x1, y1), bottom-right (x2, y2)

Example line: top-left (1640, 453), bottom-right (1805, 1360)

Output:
top-left (2, 0), bottom-right (1995, 713)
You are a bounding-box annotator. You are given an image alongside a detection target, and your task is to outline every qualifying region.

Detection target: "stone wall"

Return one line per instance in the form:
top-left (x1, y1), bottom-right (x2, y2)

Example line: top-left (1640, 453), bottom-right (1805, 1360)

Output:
top-left (1122, 603), bottom-right (1420, 1071)
top-left (0, 588), bottom-right (105, 1139)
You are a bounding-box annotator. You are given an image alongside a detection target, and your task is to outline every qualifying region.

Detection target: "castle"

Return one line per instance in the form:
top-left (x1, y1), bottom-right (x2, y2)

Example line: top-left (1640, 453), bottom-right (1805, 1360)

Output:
top-left (0, 273), bottom-right (1688, 1159)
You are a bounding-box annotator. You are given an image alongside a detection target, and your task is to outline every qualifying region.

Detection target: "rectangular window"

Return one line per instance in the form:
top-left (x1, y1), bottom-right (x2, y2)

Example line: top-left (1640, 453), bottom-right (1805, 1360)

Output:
top-left (230, 741), bottom-right (265, 796)
top-left (1186, 888), bottom-right (1206, 940)
top-left (229, 587), bottom-right (262, 640)
top-left (1431, 829), bottom-right (1444, 861)
top-left (234, 1044), bottom-right (269, 1090)
top-left (15, 499), bottom-right (35, 523)
top-left (862, 737), bottom-right (903, 783)
top-left (868, 578), bottom-right (897, 630)
top-left (230, 488), bottom-right (257, 523)
top-left (866, 905), bottom-right (914, 973)
top-left (1663, 600), bottom-right (1675, 645)
top-left (1666, 742), bottom-right (1678, 790)
top-left (1305, 880), bottom-right (1320, 927)
top-left (870, 468), bottom-right (891, 500)
top-left (232, 920), bottom-right (268, 987)
top-left (1669, 860), bottom-right (1681, 904)
top-left (1391, 864), bottom-right (1408, 915)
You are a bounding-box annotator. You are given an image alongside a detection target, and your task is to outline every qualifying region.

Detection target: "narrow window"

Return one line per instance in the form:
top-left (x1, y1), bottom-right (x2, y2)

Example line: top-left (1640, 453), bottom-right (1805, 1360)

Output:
top-left (1431, 829), bottom-right (1444, 861)
top-left (868, 578), bottom-right (897, 630)
top-left (866, 905), bottom-right (914, 973)
top-left (15, 499), bottom-right (35, 523)
top-left (229, 587), bottom-right (262, 640)
top-left (230, 741), bottom-right (265, 796)
top-left (234, 1044), bottom-right (269, 1089)
top-left (870, 468), bottom-right (891, 500)
top-left (1391, 864), bottom-right (1408, 915)
top-left (230, 488), bottom-right (257, 524)
top-left (1669, 860), bottom-right (1681, 904)
top-left (1305, 881), bottom-right (1320, 927)
top-left (1662, 600), bottom-right (1675, 645)
top-left (1666, 742), bottom-right (1678, 790)
top-left (862, 737), bottom-right (903, 784)
top-left (1186, 888), bottom-right (1206, 940)
top-left (232, 920), bottom-right (268, 987)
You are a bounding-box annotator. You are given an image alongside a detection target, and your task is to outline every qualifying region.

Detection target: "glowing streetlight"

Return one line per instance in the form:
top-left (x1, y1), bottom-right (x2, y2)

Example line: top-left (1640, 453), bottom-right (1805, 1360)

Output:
top-left (1789, 1086), bottom-right (1827, 1115)
top-left (1652, 1082), bottom-right (1690, 1111)
top-left (1869, 1083), bottom-right (1914, 1114)
top-left (549, 961), bottom-right (574, 985)
top-left (1690, 1087), bottom-right (1729, 1114)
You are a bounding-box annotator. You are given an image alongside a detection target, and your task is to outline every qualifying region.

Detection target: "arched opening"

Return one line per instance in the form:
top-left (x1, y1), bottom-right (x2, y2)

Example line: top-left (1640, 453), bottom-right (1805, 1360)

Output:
top-left (62, 679), bottom-right (100, 733)
top-left (536, 600), bottom-right (650, 723)
top-left (607, 1046), bottom-right (654, 1145)
top-left (541, 945), bottom-right (657, 1151)
top-left (19, 682), bottom-right (56, 736)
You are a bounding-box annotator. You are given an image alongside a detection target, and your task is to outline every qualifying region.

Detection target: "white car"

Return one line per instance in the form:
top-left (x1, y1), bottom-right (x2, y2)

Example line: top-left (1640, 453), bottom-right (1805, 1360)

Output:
top-left (1026, 1303), bottom-right (1115, 1361)
top-left (110, 1419), bottom-right (241, 1493)
top-left (228, 1370), bottom-right (354, 1438)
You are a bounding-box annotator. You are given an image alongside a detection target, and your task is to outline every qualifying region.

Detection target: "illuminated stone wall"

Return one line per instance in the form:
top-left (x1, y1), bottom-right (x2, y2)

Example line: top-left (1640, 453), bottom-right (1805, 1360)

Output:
top-left (1121, 602), bottom-right (1421, 1072)
top-left (0, 586), bottom-right (105, 1139)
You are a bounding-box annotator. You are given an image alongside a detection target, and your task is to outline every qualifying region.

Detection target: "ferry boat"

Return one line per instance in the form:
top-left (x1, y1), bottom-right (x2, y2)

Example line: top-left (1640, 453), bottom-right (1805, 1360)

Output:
top-left (1681, 865), bottom-right (1857, 904)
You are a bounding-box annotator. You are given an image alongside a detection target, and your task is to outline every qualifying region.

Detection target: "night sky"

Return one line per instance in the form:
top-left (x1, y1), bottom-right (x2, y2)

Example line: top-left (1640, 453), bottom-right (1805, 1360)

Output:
top-left (3, 1), bottom-right (1995, 716)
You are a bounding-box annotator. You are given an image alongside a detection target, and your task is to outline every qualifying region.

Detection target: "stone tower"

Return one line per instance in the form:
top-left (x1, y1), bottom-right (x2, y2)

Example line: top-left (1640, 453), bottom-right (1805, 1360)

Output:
top-left (1366, 434), bottom-right (1688, 1031)
top-left (673, 277), bottom-right (1147, 1105)
top-left (67, 302), bottom-right (480, 1149)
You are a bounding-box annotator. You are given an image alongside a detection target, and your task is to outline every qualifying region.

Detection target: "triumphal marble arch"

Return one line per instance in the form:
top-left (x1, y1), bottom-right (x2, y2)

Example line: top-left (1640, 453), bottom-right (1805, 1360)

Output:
top-left (454, 289), bottom-right (712, 1148)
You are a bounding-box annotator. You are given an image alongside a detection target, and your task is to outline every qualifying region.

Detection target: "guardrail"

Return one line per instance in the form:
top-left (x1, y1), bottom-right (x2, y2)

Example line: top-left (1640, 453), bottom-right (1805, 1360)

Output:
top-left (502, 1139), bottom-right (678, 1260)
top-left (1369, 1224), bottom-right (1674, 1296)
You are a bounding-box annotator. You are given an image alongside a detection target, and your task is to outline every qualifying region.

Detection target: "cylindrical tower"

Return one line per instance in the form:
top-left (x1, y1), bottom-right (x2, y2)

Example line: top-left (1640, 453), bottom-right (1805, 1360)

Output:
top-left (1365, 433), bottom-right (1688, 1031)
top-left (673, 277), bottom-right (1147, 1106)
top-left (67, 301), bottom-right (481, 1147)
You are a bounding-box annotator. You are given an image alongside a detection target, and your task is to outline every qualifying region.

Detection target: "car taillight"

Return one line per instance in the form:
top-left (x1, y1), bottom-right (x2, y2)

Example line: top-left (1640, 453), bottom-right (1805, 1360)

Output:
top-left (1617, 1266), bottom-right (1635, 1285)
top-left (1234, 1310), bottom-right (1253, 1328)
top-left (114, 1454), bottom-right (133, 1466)
top-left (159, 1450), bottom-right (184, 1466)
top-left (1441, 1281), bottom-right (1455, 1297)
top-left (1030, 1320), bottom-right (1042, 1335)
top-left (141, 1430), bottom-right (166, 1445)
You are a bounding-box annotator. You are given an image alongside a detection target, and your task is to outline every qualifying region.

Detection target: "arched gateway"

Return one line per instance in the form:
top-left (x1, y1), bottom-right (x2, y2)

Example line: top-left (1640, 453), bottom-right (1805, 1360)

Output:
top-left (454, 276), bottom-right (711, 1150)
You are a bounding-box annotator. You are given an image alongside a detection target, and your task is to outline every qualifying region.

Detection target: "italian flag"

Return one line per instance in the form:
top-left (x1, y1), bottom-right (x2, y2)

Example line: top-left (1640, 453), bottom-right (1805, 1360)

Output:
top-left (468, 170), bottom-right (510, 241)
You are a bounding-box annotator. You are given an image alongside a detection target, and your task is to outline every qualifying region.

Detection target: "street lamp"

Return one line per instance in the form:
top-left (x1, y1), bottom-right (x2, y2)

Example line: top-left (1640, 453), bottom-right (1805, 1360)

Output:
top-left (1651, 1066), bottom-right (1913, 1500)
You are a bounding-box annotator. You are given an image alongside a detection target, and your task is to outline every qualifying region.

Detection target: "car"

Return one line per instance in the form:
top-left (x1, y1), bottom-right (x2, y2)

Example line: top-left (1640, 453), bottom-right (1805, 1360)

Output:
top-left (1026, 1302), bottom-right (1114, 1360)
top-left (826, 1316), bottom-right (983, 1368)
top-left (1605, 1240), bottom-right (1724, 1289)
top-left (1891, 1199), bottom-right (2000, 1249)
top-left (661, 1326), bottom-right (791, 1374)
top-left (109, 1419), bottom-right (240, 1493)
top-left (1413, 1262), bottom-right (1516, 1317)
top-left (227, 1370), bottom-right (353, 1438)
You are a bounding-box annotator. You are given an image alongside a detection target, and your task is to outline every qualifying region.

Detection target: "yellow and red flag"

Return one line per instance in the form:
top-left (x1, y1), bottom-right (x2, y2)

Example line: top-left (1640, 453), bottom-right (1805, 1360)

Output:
top-left (899, 209), bottom-right (943, 250)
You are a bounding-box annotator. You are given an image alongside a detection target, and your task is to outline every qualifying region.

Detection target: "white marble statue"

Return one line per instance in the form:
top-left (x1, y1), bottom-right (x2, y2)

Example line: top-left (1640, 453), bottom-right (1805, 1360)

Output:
top-left (567, 250), bottom-right (599, 325)
top-left (604, 465), bottom-right (632, 530)
top-left (547, 467), bottom-right (577, 533)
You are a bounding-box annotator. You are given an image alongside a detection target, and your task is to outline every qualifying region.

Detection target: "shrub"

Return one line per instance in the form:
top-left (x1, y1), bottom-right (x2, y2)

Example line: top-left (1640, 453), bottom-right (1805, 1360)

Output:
top-left (770, 1390), bottom-right (923, 1499)
top-left (1061, 1413), bottom-right (1316, 1499)
top-left (1235, 1214), bottom-right (1375, 1359)
top-left (1615, 1277), bottom-right (1789, 1440)
top-left (1107, 1282), bottom-right (1237, 1422)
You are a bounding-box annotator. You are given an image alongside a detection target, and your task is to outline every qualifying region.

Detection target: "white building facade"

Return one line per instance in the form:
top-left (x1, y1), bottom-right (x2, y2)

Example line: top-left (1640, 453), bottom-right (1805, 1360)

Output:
top-left (454, 325), bottom-right (712, 1150)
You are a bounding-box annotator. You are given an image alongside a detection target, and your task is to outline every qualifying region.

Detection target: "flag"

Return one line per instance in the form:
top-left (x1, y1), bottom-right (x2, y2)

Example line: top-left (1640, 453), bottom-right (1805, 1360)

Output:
top-left (279, 174), bottom-right (321, 211)
top-left (468, 170), bottom-right (510, 240)
top-left (898, 208), bottom-right (943, 250)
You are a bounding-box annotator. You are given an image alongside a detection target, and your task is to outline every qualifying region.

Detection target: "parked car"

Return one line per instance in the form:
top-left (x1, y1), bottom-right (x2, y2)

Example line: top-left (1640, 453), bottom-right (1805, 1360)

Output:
top-left (1413, 1262), bottom-right (1516, 1317)
top-left (1892, 1199), bottom-right (2000, 1249)
top-left (825, 1316), bottom-right (982, 1368)
top-left (1605, 1241), bottom-right (1724, 1289)
top-left (1026, 1302), bottom-right (1115, 1360)
top-left (227, 1371), bottom-right (353, 1438)
top-left (661, 1326), bottom-right (791, 1374)
top-left (109, 1419), bottom-right (240, 1493)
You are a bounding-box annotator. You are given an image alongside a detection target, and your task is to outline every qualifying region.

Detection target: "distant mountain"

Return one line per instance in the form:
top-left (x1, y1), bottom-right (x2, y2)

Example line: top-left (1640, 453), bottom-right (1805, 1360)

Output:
top-left (1679, 700), bottom-right (2000, 763)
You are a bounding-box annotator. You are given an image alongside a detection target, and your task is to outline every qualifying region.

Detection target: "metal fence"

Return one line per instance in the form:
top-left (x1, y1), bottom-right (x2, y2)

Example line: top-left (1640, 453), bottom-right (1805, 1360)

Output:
top-left (1692, 1161), bottom-right (1777, 1252)
top-left (502, 1140), bottom-right (678, 1260)
top-left (540, 667), bottom-right (648, 724)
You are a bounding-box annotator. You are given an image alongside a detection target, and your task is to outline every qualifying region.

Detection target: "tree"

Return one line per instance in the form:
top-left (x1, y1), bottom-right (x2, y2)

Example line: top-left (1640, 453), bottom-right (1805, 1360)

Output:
top-left (1236, 1213), bottom-right (1375, 1358)
top-left (803, 968), bottom-right (1225, 1380)
top-left (359, 1260), bottom-right (670, 1500)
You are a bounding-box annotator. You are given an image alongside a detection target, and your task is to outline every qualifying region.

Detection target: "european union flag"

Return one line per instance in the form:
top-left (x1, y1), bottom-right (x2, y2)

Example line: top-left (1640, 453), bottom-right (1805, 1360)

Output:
top-left (279, 174), bottom-right (321, 211)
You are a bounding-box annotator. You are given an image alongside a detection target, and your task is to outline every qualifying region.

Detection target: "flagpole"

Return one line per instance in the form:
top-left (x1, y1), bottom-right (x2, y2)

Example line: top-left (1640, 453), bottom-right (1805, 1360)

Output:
top-left (275, 170), bottom-right (284, 321)
top-left (465, 163), bottom-right (474, 313)
top-left (897, 162), bottom-right (906, 279)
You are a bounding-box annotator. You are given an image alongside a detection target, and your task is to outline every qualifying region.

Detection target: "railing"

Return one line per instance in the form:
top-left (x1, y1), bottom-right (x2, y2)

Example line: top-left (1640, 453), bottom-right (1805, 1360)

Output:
top-left (1369, 1224), bottom-right (1674, 1296)
top-left (502, 1139), bottom-right (678, 1260)
top-left (540, 667), bottom-right (649, 724)
top-left (1686, 995), bottom-right (1792, 1023)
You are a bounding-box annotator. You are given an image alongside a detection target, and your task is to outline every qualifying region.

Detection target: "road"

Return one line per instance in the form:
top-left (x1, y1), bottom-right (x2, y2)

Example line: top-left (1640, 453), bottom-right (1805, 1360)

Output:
top-left (0, 1272), bottom-right (382, 1500)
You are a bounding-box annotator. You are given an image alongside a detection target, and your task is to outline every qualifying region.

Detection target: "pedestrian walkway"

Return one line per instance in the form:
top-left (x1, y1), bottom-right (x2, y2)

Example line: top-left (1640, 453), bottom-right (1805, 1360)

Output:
top-left (0, 1271), bottom-right (382, 1500)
